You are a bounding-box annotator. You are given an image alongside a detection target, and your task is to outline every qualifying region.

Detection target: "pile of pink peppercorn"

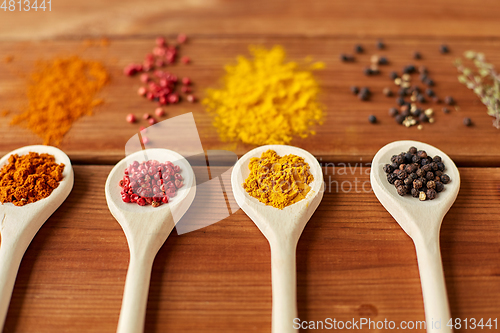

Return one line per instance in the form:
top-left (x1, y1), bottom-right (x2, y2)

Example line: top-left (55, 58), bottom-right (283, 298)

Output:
top-left (119, 159), bottom-right (184, 208)
top-left (123, 34), bottom-right (196, 141)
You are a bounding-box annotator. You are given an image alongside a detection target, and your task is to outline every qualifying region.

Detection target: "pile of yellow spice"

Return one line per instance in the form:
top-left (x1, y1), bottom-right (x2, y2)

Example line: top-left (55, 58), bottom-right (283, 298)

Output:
top-left (203, 46), bottom-right (325, 145)
top-left (243, 150), bottom-right (314, 209)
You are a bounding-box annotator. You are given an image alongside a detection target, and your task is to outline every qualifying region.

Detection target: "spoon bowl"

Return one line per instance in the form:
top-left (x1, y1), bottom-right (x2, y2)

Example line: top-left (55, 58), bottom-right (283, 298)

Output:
top-left (105, 148), bottom-right (196, 333)
top-left (0, 145), bottom-right (74, 330)
top-left (231, 145), bottom-right (324, 333)
top-left (371, 140), bottom-right (460, 333)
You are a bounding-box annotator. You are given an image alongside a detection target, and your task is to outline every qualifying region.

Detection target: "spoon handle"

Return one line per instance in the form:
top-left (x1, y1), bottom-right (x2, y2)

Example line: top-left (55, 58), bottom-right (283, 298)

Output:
top-left (117, 253), bottom-right (155, 333)
top-left (414, 236), bottom-right (452, 333)
top-left (270, 240), bottom-right (298, 333)
top-left (0, 236), bottom-right (26, 330)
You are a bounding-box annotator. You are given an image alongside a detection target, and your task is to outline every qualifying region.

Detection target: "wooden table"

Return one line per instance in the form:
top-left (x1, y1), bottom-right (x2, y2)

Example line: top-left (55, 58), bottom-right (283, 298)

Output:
top-left (0, 1), bottom-right (499, 332)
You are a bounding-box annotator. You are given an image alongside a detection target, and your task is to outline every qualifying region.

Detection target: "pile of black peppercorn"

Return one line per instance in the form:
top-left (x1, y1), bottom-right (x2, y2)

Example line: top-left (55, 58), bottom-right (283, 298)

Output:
top-left (384, 146), bottom-right (451, 201)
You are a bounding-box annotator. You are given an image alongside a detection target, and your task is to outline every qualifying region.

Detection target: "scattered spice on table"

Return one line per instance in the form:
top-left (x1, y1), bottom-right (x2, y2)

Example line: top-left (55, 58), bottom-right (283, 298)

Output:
top-left (203, 45), bottom-right (325, 145)
top-left (10, 56), bottom-right (109, 145)
top-left (243, 150), bottom-right (314, 209)
top-left (383, 146), bottom-right (450, 201)
top-left (123, 34), bottom-right (194, 133)
top-left (455, 51), bottom-right (499, 128)
top-left (4, 56), bottom-right (13, 63)
top-left (0, 152), bottom-right (65, 206)
top-left (1, 110), bottom-right (10, 117)
top-left (119, 159), bottom-right (184, 207)
top-left (341, 40), bottom-right (458, 127)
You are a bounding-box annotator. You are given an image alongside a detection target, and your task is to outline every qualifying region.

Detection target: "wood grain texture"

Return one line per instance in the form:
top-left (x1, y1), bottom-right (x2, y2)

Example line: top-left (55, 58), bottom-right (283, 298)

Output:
top-left (0, 166), bottom-right (498, 333)
top-left (1, 37), bottom-right (500, 165)
top-left (0, 0), bottom-right (500, 39)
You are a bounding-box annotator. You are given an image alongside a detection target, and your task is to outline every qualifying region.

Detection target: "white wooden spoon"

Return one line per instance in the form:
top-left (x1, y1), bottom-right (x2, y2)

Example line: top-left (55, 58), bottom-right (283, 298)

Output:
top-left (105, 148), bottom-right (196, 333)
top-left (371, 140), bottom-right (460, 333)
top-left (231, 145), bottom-right (324, 333)
top-left (0, 145), bottom-right (74, 330)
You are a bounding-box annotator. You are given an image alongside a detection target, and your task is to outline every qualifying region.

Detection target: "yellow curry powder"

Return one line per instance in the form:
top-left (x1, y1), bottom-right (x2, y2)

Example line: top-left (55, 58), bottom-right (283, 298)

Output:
top-left (243, 150), bottom-right (314, 209)
top-left (11, 56), bottom-right (109, 145)
top-left (203, 46), bottom-right (325, 145)
top-left (0, 152), bottom-right (65, 206)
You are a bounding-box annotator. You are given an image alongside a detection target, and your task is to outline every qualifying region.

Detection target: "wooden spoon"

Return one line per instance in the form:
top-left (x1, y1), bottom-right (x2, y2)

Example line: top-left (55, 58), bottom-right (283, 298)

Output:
top-left (371, 140), bottom-right (460, 333)
top-left (231, 145), bottom-right (324, 333)
top-left (105, 148), bottom-right (196, 333)
top-left (0, 145), bottom-right (74, 330)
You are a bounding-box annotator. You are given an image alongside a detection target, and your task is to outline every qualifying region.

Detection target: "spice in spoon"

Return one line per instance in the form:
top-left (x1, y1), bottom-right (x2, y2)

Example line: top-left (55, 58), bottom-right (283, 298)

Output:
top-left (243, 150), bottom-right (314, 209)
top-left (383, 146), bottom-right (450, 201)
top-left (119, 160), bottom-right (184, 208)
top-left (0, 153), bottom-right (65, 206)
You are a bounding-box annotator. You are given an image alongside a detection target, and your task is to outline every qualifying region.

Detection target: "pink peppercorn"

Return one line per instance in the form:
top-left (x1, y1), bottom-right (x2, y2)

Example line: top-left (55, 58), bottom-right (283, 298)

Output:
top-left (181, 86), bottom-right (192, 94)
top-left (146, 92), bottom-right (154, 100)
top-left (124, 64), bottom-right (142, 76)
top-left (142, 136), bottom-right (149, 145)
top-left (143, 113), bottom-right (151, 120)
top-left (155, 107), bottom-right (165, 117)
top-left (139, 126), bottom-right (147, 132)
top-left (149, 117), bottom-right (157, 125)
top-left (138, 87), bottom-right (147, 96)
top-left (181, 56), bottom-right (190, 64)
top-left (126, 114), bottom-right (137, 123)
top-left (140, 73), bottom-right (150, 83)
top-left (177, 33), bottom-right (187, 44)
top-left (156, 36), bottom-right (166, 46)
top-left (186, 94), bottom-right (196, 103)
top-left (182, 77), bottom-right (191, 85)
top-left (168, 94), bottom-right (179, 104)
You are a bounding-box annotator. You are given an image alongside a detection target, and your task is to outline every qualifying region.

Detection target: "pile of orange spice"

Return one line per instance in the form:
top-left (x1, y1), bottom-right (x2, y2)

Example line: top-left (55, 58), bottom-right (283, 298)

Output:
top-left (11, 56), bottom-right (109, 145)
top-left (0, 153), bottom-right (65, 206)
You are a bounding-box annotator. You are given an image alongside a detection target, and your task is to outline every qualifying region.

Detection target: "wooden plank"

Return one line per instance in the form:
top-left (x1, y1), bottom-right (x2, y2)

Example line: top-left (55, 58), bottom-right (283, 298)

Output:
top-left (2, 165), bottom-right (498, 332)
top-left (0, 0), bottom-right (500, 39)
top-left (1, 37), bottom-right (500, 166)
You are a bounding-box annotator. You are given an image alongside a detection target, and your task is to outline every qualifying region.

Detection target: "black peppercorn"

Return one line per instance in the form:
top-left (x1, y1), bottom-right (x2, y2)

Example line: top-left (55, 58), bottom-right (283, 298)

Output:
top-left (416, 168), bottom-right (424, 177)
top-left (411, 188), bottom-right (419, 198)
top-left (413, 51), bottom-right (422, 60)
top-left (426, 89), bottom-right (435, 97)
top-left (389, 107), bottom-right (398, 117)
top-left (378, 56), bottom-right (388, 65)
top-left (412, 155), bottom-right (421, 164)
top-left (421, 164), bottom-right (431, 173)
top-left (358, 92), bottom-right (369, 101)
top-left (396, 186), bottom-right (406, 196)
top-left (395, 114), bottom-right (405, 124)
top-left (435, 170), bottom-right (443, 177)
top-left (427, 188), bottom-right (437, 200)
top-left (355, 44), bottom-right (364, 53)
top-left (387, 173), bottom-right (398, 184)
top-left (405, 164), bottom-right (413, 174)
top-left (413, 179), bottom-right (423, 189)
top-left (417, 150), bottom-right (427, 159)
top-left (426, 171), bottom-right (434, 180)
top-left (420, 73), bottom-right (428, 83)
top-left (383, 87), bottom-right (393, 97)
top-left (442, 107), bottom-right (450, 114)
top-left (419, 113), bottom-right (429, 123)
top-left (427, 180), bottom-right (436, 189)
top-left (351, 86), bottom-right (360, 95)
top-left (394, 179), bottom-right (403, 188)
top-left (364, 67), bottom-right (374, 76)
top-left (444, 96), bottom-right (455, 105)
top-left (390, 71), bottom-right (398, 80)
top-left (463, 117), bottom-right (472, 126)
top-left (395, 155), bottom-right (405, 164)
top-left (437, 162), bottom-right (445, 171)
top-left (424, 78), bottom-right (435, 86)
top-left (398, 171), bottom-right (408, 180)
top-left (421, 158), bottom-right (430, 166)
top-left (417, 94), bottom-right (426, 103)
top-left (409, 146), bottom-right (417, 154)
top-left (376, 40), bottom-right (385, 50)
top-left (432, 156), bottom-right (442, 163)
top-left (398, 87), bottom-right (407, 97)
top-left (403, 65), bottom-right (416, 74)
top-left (441, 174), bottom-right (451, 184)
top-left (440, 44), bottom-right (449, 54)
top-left (419, 177), bottom-right (427, 187)
top-left (396, 97), bottom-right (405, 106)
top-left (435, 182), bottom-right (444, 192)
top-left (404, 177), bottom-right (413, 186)
top-left (340, 54), bottom-right (354, 62)
top-left (431, 162), bottom-right (438, 171)
top-left (383, 164), bottom-right (394, 173)
top-left (368, 115), bottom-right (377, 123)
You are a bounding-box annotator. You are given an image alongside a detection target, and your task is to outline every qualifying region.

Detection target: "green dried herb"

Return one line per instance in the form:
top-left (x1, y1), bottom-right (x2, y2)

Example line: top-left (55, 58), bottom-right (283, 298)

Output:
top-left (455, 51), bottom-right (500, 129)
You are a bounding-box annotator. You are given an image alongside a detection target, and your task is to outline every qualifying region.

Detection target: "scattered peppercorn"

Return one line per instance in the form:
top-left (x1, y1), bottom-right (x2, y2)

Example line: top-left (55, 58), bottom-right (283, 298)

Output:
top-left (444, 96), bottom-right (455, 105)
top-left (389, 107), bottom-right (398, 117)
top-left (463, 117), bottom-right (472, 126)
top-left (413, 51), bottom-right (422, 60)
top-left (351, 86), bottom-right (360, 95)
top-left (383, 87), bottom-right (393, 97)
top-left (378, 56), bottom-right (388, 65)
top-left (126, 114), bottom-right (137, 124)
top-left (442, 107), bottom-right (450, 114)
top-left (390, 71), bottom-right (398, 80)
top-left (355, 44), bottom-right (364, 53)
top-left (383, 146), bottom-right (450, 200)
top-left (340, 54), bottom-right (355, 62)
top-left (368, 115), bottom-right (377, 123)
top-left (440, 44), bottom-right (449, 54)
top-left (376, 40), bottom-right (385, 50)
